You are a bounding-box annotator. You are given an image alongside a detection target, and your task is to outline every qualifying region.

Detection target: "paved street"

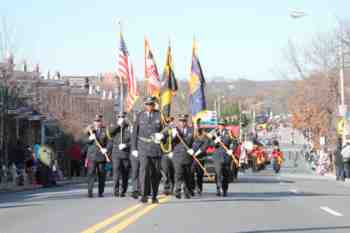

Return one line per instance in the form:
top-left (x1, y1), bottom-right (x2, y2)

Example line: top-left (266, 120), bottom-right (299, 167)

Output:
top-left (1, 151), bottom-right (350, 233)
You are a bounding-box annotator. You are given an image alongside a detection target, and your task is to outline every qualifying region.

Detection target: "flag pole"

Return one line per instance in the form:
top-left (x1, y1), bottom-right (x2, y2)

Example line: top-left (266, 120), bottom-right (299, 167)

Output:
top-left (144, 36), bottom-right (148, 96)
top-left (117, 20), bottom-right (125, 143)
top-left (118, 20), bottom-right (124, 114)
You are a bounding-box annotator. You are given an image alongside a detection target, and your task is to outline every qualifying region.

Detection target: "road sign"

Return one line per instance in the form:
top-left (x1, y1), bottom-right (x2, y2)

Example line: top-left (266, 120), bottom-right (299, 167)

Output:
top-left (337, 118), bottom-right (347, 135)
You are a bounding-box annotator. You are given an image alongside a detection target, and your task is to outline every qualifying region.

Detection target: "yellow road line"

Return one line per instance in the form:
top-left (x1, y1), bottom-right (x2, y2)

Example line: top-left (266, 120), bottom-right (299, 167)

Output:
top-left (81, 204), bottom-right (143, 233)
top-left (80, 195), bottom-right (167, 233)
top-left (104, 196), bottom-right (171, 233)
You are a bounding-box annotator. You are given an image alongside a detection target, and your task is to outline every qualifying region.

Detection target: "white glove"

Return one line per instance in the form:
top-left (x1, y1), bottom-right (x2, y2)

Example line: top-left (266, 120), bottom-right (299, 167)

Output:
top-left (227, 149), bottom-right (233, 155)
top-left (118, 144), bottom-right (127, 150)
top-left (154, 133), bottom-right (164, 141)
top-left (89, 134), bottom-right (96, 141)
top-left (194, 149), bottom-right (202, 157)
top-left (132, 150), bottom-right (139, 158)
top-left (117, 118), bottom-right (124, 126)
top-left (187, 149), bottom-right (195, 156)
top-left (100, 148), bottom-right (108, 154)
top-left (167, 152), bottom-right (173, 158)
top-left (171, 128), bottom-right (178, 138)
top-left (214, 137), bottom-right (221, 144)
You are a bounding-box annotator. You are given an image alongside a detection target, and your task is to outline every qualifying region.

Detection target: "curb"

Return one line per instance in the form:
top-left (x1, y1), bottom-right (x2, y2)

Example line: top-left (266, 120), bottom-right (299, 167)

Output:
top-left (0, 178), bottom-right (87, 194)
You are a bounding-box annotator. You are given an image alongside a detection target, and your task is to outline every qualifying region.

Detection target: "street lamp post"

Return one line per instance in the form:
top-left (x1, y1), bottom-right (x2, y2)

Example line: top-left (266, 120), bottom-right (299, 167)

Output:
top-left (0, 64), bottom-right (10, 167)
top-left (290, 10), bottom-right (347, 144)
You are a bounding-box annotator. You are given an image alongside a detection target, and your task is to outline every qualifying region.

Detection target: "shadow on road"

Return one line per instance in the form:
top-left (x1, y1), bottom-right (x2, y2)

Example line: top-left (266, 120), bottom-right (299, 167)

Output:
top-left (237, 225), bottom-right (350, 233)
top-left (0, 182), bottom-right (92, 204)
top-left (237, 177), bottom-right (295, 184)
top-left (162, 197), bottom-right (281, 205)
top-left (224, 191), bottom-right (335, 198)
top-left (0, 203), bottom-right (42, 209)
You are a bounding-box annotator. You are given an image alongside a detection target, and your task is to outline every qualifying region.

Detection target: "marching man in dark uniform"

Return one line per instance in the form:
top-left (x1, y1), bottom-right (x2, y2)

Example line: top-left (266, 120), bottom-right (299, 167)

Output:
top-left (84, 115), bottom-right (109, 198)
top-left (211, 119), bottom-right (237, 197)
top-left (108, 112), bottom-right (131, 198)
top-left (191, 118), bottom-right (209, 196)
top-left (161, 117), bottom-right (175, 196)
top-left (169, 114), bottom-right (203, 199)
top-left (131, 96), bottom-right (164, 204)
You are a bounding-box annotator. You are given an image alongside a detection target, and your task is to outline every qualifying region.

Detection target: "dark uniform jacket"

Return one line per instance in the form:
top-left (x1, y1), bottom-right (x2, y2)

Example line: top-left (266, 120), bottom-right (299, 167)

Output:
top-left (192, 133), bottom-right (210, 161)
top-left (131, 110), bottom-right (163, 157)
top-left (212, 129), bottom-right (237, 164)
top-left (171, 127), bottom-right (194, 165)
top-left (108, 124), bottom-right (131, 159)
top-left (83, 127), bottom-right (108, 162)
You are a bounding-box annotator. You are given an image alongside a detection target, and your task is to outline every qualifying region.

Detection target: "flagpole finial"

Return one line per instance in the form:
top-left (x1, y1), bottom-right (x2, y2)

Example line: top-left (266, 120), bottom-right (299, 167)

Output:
top-left (117, 20), bottom-right (123, 35)
top-left (192, 36), bottom-right (197, 55)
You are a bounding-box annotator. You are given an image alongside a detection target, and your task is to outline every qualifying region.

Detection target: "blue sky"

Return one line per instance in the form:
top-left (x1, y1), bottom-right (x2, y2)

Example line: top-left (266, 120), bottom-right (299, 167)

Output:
top-left (1, 0), bottom-right (348, 80)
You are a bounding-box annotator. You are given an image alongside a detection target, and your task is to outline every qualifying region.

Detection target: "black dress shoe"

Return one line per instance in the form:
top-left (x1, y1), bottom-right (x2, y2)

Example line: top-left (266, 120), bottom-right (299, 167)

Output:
top-left (140, 196), bottom-right (148, 203)
top-left (152, 198), bottom-right (159, 204)
top-left (163, 190), bottom-right (170, 196)
top-left (88, 193), bottom-right (93, 198)
top-left (120, 193), bottom-right (126, 197)
top-left (131, 191), bottom-right (139, 199)
top-left (98, 193), bottom-right (104, 198)
top-left (189, 190), bottom-right (195, 197)
top-left (223, 191), bottom-right (227, 197)
top-left (175, 193), bottom-right (182, 199)
top-left (216, 191), bottom-right (221, 197)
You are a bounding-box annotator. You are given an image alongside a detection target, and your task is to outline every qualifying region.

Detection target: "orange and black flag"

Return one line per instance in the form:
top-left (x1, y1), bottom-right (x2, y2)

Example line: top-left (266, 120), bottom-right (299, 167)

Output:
top-left (160, 42), bottom-right (178, 118)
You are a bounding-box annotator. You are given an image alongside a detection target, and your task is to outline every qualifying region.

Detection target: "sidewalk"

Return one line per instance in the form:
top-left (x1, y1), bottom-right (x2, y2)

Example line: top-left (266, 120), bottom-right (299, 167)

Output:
top-left (0, 176), bottom-right (87, 194)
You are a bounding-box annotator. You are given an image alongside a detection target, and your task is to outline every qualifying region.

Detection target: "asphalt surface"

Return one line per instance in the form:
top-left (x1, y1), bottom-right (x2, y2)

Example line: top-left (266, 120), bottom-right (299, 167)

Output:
top-left (1, 129), bottom-right (350, 233)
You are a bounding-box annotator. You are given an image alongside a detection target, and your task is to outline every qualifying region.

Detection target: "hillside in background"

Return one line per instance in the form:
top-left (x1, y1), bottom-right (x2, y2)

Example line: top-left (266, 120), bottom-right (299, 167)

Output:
top-left (135, 78), bottom-right (296, 116)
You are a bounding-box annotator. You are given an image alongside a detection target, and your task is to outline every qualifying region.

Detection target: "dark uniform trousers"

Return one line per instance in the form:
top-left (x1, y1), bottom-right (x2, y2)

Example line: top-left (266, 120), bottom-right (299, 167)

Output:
top-left (231, 160), bottom-right (239, 181)
top-left (161, 155), bottom-right (175, 194)
top-left (113, 157), bottom-right (130, 194)
top-left (191, 161), bottom-right (204, 192)
top-left (174, 161), bottom-right (192, 195)
top-left (140, 156), bottom-right (162, 198)
top-left (214, 160), bottom-right (231, 193)
top-left (87, 161), bottom-right (106, 195)
top-left (130, 156), bottom-right (140, 193)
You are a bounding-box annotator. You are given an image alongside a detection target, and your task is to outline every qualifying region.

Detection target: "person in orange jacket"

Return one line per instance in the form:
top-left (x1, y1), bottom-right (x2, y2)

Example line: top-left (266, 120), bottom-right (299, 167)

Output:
top-left (271, 140), bottom-right (283, 173)
top-left (256, 145), bottom-right (267, 171)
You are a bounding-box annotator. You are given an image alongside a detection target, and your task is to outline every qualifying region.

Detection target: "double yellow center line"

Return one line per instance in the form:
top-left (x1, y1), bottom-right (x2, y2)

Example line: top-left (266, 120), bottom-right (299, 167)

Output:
top-left (81, 195), bottom-right (171, 233)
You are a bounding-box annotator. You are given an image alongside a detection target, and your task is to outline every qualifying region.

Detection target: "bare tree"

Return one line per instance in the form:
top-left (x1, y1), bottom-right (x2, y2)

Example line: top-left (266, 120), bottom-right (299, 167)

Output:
top-left (0, 16), bottom-right (18, 59)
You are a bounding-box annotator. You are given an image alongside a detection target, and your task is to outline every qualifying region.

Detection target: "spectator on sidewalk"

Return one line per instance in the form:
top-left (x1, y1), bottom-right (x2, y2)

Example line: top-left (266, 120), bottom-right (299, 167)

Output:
top-left (341, 136), bottom-right (350, 179)
top-left (66, 143), bottom-right (83, 177)
top-left (24, 146), bottom-right (35, 185)
top-left (335, 138), bottom-right (345, 181)
top-left (316, 147), bottom-right (330, 176)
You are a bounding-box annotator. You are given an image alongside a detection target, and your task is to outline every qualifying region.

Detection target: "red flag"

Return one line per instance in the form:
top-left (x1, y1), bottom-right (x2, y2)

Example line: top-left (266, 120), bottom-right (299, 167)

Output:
top-left (144, 38), bottom-right (161, 98)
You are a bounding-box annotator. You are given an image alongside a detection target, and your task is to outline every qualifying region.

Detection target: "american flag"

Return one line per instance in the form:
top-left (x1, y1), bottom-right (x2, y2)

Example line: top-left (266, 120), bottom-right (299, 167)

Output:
top-left (118, 33), bottom-right (138, 112)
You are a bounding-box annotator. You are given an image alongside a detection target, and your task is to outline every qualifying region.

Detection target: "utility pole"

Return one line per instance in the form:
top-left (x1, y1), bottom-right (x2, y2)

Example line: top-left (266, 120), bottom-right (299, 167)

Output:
top-left (217, 96), bottom-right (221, 118)
top-left (338, 24), bottom-right (348, 145)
